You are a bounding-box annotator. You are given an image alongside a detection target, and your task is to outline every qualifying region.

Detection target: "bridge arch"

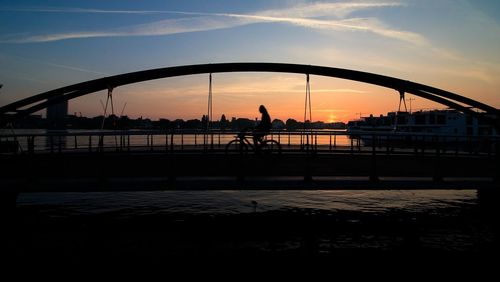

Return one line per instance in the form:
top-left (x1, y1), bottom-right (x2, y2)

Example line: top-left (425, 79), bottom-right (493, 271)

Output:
top-left (0, 62), bottom-right (498, 125)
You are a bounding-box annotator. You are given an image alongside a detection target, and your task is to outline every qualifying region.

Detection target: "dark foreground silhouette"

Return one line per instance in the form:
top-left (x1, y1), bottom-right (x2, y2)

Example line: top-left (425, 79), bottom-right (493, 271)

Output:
top-left (2, 201), bottom-right (498, 270)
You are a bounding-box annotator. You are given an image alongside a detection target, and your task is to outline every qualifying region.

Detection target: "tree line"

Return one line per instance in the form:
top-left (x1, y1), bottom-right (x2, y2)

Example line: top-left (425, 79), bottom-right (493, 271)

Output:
top-left (12, 113), bottom-right (346, 130)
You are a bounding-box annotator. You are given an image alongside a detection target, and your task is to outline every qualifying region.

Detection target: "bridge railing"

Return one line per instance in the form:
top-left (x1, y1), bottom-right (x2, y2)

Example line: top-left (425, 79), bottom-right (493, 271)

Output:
top-left (1, 129), bottom-right (499, 157)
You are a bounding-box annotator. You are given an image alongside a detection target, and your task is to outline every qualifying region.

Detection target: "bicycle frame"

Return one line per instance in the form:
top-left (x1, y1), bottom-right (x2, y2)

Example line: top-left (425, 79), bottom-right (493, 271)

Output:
top-left (225, 132), bottom-right (281, 155)
top-left (236, 133), bottom-right (261, 151)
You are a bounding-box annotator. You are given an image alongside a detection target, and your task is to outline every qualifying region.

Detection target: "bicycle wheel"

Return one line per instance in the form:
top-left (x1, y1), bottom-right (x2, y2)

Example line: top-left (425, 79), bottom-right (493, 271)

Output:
top-left (261, 139), bottom-right (282, 155)
top-left (225, 139), bottom-right (249, 154)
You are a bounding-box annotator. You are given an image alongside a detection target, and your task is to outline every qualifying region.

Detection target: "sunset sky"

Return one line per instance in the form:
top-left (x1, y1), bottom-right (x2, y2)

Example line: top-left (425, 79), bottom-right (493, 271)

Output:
top-left (1, 0), bottom-right (499, 123)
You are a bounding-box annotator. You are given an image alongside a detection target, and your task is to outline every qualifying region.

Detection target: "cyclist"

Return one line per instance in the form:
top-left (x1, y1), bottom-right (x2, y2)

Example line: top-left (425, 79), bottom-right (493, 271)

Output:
top-left (252, 105), bottom-right (271, 151)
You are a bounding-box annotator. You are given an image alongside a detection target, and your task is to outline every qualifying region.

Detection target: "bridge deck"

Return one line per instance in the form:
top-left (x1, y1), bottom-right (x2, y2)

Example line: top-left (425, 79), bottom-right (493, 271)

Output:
top-left (2, 150), bottom-right (497, 192)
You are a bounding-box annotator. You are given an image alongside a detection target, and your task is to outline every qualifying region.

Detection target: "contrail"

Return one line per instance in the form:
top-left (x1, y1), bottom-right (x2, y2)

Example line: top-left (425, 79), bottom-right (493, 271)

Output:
top-left (0, 2), bottom-right (423, 45)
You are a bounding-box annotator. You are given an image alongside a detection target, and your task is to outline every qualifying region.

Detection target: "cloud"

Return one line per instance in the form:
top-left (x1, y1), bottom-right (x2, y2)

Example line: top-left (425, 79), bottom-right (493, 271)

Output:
top-left (2, 16), bottom-right (252, 43)
top-left (0, 2), bottom-right (423, 45)
top-left (1, 3), bottom-right (404, 18)
top-left (16, 55), bottom-right (109, 75)
top-left (218, 14), bottom-right (425, 45)
top-left (258, 2), bottom-right (404, 19)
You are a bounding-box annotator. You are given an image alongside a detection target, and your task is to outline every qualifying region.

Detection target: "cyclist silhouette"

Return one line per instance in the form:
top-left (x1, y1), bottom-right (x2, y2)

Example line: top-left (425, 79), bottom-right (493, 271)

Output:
top-left (226, 105), bottom-right (280, 155)
top-left (252, 105), bottom-right (271, 151)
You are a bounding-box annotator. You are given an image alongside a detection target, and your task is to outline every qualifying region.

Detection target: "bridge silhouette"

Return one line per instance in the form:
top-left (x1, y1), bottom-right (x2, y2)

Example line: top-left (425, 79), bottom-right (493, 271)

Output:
top-left (1, 62), bottom-right (499, 125)
top-left (0, 63), bottom-right (499, 207)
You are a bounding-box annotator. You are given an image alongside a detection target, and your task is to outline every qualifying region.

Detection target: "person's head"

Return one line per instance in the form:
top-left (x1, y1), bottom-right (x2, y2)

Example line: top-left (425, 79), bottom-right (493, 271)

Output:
top-left (259, 105), bottom-right (267, 114)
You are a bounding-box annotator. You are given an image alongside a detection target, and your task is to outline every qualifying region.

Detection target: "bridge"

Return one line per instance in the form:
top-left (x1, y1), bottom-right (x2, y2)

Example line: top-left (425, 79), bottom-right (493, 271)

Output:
top-left (1, 63), bottom-right (499, 125)
top-left (1, 63), bottom-right (499, 208)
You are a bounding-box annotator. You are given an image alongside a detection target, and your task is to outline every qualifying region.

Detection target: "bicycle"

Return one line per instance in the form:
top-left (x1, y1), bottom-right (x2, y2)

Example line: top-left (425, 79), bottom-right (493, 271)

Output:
top-left (225, 130), bottom-right (282, 155)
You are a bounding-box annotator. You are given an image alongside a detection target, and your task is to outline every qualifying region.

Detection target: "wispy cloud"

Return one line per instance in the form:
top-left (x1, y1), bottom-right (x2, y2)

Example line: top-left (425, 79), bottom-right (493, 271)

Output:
top-left (258, 2), bottom-right (404, 18)
top-left (0, 2), bottom-right (404, 18)
top-left (2, 16), bottom-right (253, 43)
top-left (21, 56), bottom-right (109, 76)
top-left (0, 2), bottom-right (423, 45)
top-left (219, 14), bottom-right (426, 45)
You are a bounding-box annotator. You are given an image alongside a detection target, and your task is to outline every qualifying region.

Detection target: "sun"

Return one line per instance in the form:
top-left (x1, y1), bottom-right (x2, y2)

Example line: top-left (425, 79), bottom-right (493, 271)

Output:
top-left (328, 113), bottom-right (336, 123)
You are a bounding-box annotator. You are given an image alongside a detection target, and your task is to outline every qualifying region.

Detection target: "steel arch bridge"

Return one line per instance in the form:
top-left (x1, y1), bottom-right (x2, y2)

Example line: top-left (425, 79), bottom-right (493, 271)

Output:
top-left (1, 62), bottom-right (498, 126)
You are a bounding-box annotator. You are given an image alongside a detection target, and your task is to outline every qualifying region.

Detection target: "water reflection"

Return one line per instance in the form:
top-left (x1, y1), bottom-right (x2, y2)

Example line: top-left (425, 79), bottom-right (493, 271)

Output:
top-left (16, 190), bottom-right (477, 216)
top-left (14, 189), bottom-right (494, 259)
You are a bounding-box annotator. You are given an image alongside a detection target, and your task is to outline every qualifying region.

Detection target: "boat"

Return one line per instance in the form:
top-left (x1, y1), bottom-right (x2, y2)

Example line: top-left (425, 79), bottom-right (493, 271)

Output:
top-left (346, 109), bottom-right (497, 151)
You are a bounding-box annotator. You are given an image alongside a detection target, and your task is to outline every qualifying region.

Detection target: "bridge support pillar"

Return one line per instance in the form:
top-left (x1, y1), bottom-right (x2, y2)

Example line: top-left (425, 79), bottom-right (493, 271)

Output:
top-left (304, 174), bottom-right (312, 183)
top-left (370, 138), bottom-right (379, 183)
top-left (304, 153), bottom-right (313, 183)
top-left (432, 175), bottom-right (443, 182)
top-left (478, 143), bottom-right (500, 212)
top-left (477, 185), bottom-right (500, 235)
top-left (0, 191), bottom-right (18, 218)
top-left (236, 155), bottom-right (247, 183)
top-left (0, 190), bottom-right (18, 256)
top-left (477, 187), bottom-right (500, 205)
top-left (477, 142), bottom-right (499, 212)
top-left (433, 147), bottom-right (443, 182)
top-left (237, 175), bottom-right (245, 183)
top-left (167, 175), bottom-right (176, 185)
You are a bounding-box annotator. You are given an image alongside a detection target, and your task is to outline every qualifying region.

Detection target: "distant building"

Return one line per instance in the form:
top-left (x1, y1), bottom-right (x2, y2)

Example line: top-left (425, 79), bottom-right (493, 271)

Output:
top-left (46, 99), bottom-right (68, 128)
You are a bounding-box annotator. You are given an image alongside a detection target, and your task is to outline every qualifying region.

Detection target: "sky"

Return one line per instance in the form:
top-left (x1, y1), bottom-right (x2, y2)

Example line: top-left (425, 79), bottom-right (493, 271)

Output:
top-left (0, 0), bottom-right (499, 123)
